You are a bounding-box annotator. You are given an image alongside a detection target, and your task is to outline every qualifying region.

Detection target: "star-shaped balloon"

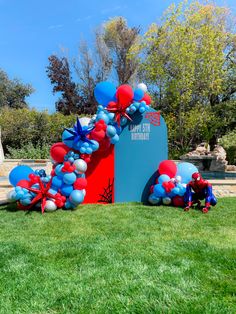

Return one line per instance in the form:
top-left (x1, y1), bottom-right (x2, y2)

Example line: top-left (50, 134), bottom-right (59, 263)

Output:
top-left (64, 117), bottom-right (94, 145)
top-left (106, 103), bottom-right (132, 126)
top-left (19, 177), bottom-right (58, 214)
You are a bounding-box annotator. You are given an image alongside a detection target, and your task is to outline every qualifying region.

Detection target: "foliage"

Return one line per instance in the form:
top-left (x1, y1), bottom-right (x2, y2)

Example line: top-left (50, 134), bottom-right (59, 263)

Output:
top-left (133, 1), bottom-right (236, 155)
top-left (0, 69), bottom-right (34, 109)
top-left (102, 17), bottom-right (140, 85)
top-left (219, 128), bottom-right (236, 164)
top-left (0, 107), bottom-right (76, 155)
top-left (0, 199), bottom-right (235, 313)
top-left (5, 142), bottom-right (50, 159)
top-left (47, 17), bottom-right (139, 115)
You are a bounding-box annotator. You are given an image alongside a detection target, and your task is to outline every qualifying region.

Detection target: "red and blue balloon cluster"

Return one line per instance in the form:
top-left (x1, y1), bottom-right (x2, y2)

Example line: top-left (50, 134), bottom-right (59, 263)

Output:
top-left (149, 160), bottom-right (198, 207)
top-left (7, 82), bottom-right (152, 212)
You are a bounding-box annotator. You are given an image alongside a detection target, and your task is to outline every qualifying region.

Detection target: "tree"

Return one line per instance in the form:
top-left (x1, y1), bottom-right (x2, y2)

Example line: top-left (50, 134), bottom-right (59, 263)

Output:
top-left (134, 1), bottom-right (236, 155)
top-left (46, 55), bottom-right (83, 115)
top-left (0, 69), bottom-right (33, 109)
top-left (47, 17), bottom-right (140, 114)
top-left (102, 17), bottom-right (140, 85)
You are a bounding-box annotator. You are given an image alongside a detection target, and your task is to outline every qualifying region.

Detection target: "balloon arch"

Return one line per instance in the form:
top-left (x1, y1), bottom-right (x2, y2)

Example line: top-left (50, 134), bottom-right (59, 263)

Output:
top-left (7, 82), bottom-right (198, 213)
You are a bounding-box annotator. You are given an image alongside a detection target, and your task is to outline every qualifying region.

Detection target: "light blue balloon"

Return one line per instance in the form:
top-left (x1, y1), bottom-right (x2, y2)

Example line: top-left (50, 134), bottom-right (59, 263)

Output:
top-left (96, 113), bottom-right (109, 124)
top-left (158, 174), bottom-right (170, 184)
top-left (134, 88), bottom-right (144, 101)
top-left (20, 198), bottom-right (32, 206)
top-left (139, 107), bottom-right (146, 114)
top-left (153, 184), bottom-right (166, 197)
top-left (90, 140), bottom-right (99, 152)
top-left (55, 164), bottom-right (64, 177)
top-left (177, 162), bottom-right (198, 184)
top-left (65, 200), bottom-right (76, 209)
top-left (106, 125), bottom-right (117, 137)
top-left (69, 190), bottom-right (84, 205)
top-left (148, 193), bottom-right (161, 205)
top-left (94, 81), bottom-right (116, 107)
top-left (63, 172), bottom-right (77, 185)
top-left (62, 129), bottom-right (74, 148)
top-left (86, 147), bottom-right (93, 154)
top-left (120, 117), bottom-right (128, 126)
top-left (9, 165), bottom-right (34, 187)
top-left (171, 187), bottom-right (180, 195)
top-left (110, 134), bottom-right (119, 144)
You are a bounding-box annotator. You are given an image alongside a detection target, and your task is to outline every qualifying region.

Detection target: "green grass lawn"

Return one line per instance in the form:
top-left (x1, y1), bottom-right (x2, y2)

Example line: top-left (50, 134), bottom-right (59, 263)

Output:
top-left (0, 198), bottom-right (235, 314)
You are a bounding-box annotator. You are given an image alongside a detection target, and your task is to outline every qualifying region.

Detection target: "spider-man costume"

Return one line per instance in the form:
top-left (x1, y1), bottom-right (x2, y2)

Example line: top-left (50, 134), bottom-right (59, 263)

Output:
top-left (184, 172), bottom-right (217, 213)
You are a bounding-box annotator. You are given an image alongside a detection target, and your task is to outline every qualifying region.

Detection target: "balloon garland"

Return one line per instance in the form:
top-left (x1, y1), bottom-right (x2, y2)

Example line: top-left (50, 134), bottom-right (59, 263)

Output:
top-left (7, 82), bottom-right (151, 212)
top-left (148, 160), bottom-right (198, 207)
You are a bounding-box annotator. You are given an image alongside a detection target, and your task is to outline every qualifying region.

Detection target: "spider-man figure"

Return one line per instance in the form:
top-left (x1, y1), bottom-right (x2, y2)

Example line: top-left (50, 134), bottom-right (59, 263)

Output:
top-left (184, 172), bottom-right (217, 213)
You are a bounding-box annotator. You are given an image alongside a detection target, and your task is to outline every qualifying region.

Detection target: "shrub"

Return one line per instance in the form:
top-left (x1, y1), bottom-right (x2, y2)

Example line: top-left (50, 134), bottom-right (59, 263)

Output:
top-left (0, 107), bottom-right (78, 156)
top-left (219, 129), bottom-right (236, 165)
top-left (5, 142), bottom-right (51, 159)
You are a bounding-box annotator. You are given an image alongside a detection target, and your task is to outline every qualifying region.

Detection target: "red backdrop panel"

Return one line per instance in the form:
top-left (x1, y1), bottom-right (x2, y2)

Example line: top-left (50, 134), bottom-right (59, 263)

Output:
top-left (84, 145), bottom-right (114, 204)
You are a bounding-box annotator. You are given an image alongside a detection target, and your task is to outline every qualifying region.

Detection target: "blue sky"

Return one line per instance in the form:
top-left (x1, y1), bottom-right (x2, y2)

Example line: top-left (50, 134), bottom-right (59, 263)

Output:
top-left (0, 0), bottom-right (235, 113)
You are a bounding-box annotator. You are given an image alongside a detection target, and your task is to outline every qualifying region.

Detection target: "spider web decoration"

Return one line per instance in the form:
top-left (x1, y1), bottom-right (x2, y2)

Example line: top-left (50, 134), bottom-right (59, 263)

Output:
top-left (98, 178), bottom-right (114, 203)
top-left (145, 111), bottom-right (161, 126)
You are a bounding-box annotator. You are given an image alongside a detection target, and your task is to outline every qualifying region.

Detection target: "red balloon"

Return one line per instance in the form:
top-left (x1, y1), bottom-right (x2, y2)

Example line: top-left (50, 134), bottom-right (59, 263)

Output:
top-left (116, 85), bottom-right (134, 108)
top-left (141, 93), bottom-right (152, 105)
top-left (16, 179), bottom-right (31, 188)
top-left (74, 178), bottom-right (87, 190)
top-left (107, 101), bottom-right (118, 109)
top-left (158, 160), bottom-right (177, 178)
top-left (50, 142), bottom-right (71, 163)
top-left (90, 129), bottom-right (106, 142)
top-left (172, 196), bottom-right (185, 207)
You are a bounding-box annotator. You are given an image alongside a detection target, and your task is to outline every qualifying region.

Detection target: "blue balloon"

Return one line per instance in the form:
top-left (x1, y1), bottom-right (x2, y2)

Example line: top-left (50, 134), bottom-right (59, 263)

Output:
top-left (106, 125), bottom-right (117, 137)
top-left (90, 140), bottom-right (99, 152)
top-left (177, 162), bottom-right (198, 184)
top-left (96, 113), bottom-right (110, 124)
top-left (52, 176), bottom-right (63, 188)
top-left (63, 172), bottom-right (77, 185)
top-left (62, 129), bottom-right (74, 148)
top-left (55, 164), bottom-right (64, 177)
top-left (133, 88), bottom-right (144, 101)
top-left (94, 81), bottom-right (116, 107)
top-left (153, 184), bottom-right (166, 197)
top-left (110, 134), bottom-right (119, 144)
top-left (20, 198), bottom-right (32, 206)
top-left (69, 190), bottom-right (84, 205)
top-left (158, 174), bottom-right (170, 184)
top-left (60, 184), bottom-right (74, 196)
top-left (9, 165), bottom-right (34, 187)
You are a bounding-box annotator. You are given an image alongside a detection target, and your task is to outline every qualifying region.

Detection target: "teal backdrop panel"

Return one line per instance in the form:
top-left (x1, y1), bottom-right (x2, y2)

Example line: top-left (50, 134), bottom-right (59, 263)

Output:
top-left (115, 109), bottom-right (168, 203)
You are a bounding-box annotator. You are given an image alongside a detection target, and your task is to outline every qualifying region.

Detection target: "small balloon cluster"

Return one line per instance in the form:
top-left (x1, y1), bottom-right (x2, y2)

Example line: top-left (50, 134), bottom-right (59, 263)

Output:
top-left (149, 160), bottom-right (198, 207)
top-left (7, 82), bottom-right (152, 212)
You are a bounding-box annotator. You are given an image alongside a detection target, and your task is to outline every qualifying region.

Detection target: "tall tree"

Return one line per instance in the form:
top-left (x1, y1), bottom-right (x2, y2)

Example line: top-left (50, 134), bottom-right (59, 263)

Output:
top-left (134, 1), bottom-right (236, 155)
top-left (0, 70), bottom-right (33, 109)
top-left (101, 17), bottom-right (140, 85)
top-left (47, 17), bottom-right (140, 114)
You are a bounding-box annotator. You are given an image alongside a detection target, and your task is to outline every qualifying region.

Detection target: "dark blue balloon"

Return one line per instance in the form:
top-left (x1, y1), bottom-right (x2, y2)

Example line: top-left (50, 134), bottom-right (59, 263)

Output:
top-left (94, 81), bottom-right (116, 107)
top-left (9, 165), bottom-right (34, 187)
top-left (133, 88), bottom-right (144, 101)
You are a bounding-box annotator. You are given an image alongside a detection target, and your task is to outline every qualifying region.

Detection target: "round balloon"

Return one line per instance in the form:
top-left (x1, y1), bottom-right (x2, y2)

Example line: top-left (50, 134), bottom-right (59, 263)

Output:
top-left (116, 85), bottom-right (134, 107)
top-left (50, 142), bottom-right (70, 163)
top-left (172, 196), bottom-right (185, 207)
top-left (162, 197), bottom-right (172, 205)
top-left (158, 174), bottom-right (170, 184)
top-left (45, 200), bottom-right (57, 212)
top-left (148, 194), bottom-right (161, 205)
top-left (137, 83), bottom-right (147, 93)
top-left (133, 88), bottom-right (144, 101)
top-left (9, 165), bottom-right (34, 187)
top-left (94, 81), bottom-right (116, 107)
top-left (176, 162), bottom-right (198, 184)
top-left (73, 159), bottom-right (87, 173)
top-left (141, 93), bottom-right (152, 105)
top-left (79, 117), bottom-right (91, 127)
top-left (158, 160), bottom-right (177, 178)
top-left (69, 190), bottom-right (84, 205)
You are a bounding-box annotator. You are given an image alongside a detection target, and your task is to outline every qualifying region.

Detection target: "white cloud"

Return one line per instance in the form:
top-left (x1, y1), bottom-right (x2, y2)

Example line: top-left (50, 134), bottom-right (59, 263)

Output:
top-left (48, 24), bottom-right (63, 30)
